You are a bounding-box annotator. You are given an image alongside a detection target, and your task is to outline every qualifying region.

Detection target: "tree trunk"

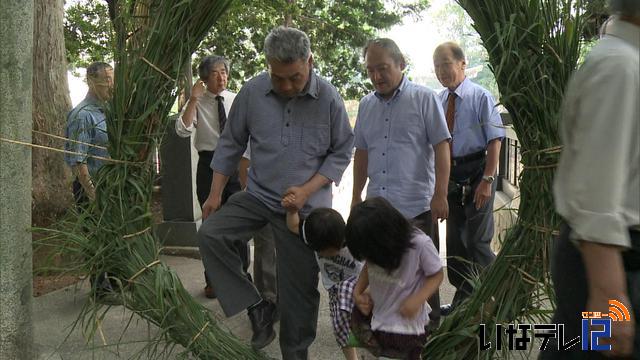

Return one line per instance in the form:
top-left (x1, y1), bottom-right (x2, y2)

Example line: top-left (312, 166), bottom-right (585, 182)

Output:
top-left (0, 0), bottom-right (34, 358)
top-left (32, 0), bottom-right (73, 225)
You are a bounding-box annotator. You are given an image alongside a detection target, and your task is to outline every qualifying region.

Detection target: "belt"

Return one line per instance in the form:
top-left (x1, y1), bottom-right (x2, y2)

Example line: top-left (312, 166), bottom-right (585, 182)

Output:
top-left (451, 150), bottom-right (486, 167)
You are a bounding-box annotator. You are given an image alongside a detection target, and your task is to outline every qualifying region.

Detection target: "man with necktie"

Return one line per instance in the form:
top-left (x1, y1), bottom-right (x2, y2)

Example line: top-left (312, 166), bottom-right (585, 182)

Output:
top-left (433, 42), bottom-right (505, 315)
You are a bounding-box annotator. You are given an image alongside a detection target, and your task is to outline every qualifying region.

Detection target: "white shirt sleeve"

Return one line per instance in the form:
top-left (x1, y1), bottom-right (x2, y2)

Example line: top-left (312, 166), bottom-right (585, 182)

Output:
top-left (174, 105), bottom-right (196, 138)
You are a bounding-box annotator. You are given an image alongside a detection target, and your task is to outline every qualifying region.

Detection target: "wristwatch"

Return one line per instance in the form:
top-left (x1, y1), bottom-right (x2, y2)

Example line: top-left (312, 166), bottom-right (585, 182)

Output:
top-left (482, 175), bottom-right (495, 184)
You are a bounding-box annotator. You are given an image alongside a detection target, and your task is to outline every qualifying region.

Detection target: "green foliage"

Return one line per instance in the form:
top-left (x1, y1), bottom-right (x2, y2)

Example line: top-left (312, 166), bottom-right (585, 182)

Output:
top-left (64, 0), bottom-right (113, 70)
top-left (63, 0), bottom-right (430, 99)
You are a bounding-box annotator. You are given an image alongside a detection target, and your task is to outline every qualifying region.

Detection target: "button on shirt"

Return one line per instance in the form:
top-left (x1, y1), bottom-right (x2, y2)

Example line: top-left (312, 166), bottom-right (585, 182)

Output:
top-left (64, 95), bottom-right (110, 176)
top-left (438, 77), bottom-right (505, 158)
top-left (554, 17), bottom-right (639, 249)
top-left (175, 89), bottom-right (236, 152)
top-left (212, 71), bottom-right (354, 215)
top-left (354, 77), bottom-right (451, 218)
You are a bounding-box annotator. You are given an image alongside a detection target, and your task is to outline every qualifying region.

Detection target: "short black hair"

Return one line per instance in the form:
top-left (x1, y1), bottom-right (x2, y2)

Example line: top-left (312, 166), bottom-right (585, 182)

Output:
top-left (363, 38), bottom-right (406, 66)
top-left (86, 61), bottom-right (112, 80)
top-left (300, 208), bottom-right (345, 252)
top-left (346, 197), bottom-right (415, 272)
top-left (198, 55), bottom-right (230, 80)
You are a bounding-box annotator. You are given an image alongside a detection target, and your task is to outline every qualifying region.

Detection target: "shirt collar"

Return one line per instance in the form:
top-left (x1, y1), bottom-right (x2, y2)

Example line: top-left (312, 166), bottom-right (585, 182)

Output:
top-left (604, 16), bottom-right (640, 49)
top-left (264, 70), bottom-right (319, 99)
top-left (450, 77), bottom-right (470, 100)
top-left (374, 75), bottom-right (408, 102)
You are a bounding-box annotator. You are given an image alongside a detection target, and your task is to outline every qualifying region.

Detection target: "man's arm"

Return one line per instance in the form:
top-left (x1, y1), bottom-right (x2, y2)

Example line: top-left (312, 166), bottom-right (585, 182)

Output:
top-left (177, 80), bottom-right (206, 131)
top-left (315, 97), bottom-right (354, 188)
top-left (202, 172), bottom-right (229, 219)
top-left (351, 149), bottom-right (368, 208)
top-left (238, 157), bottom-right (250, 190)
top-left (72, 163), bottom-right (96, 201)
top-left (473, 138), bottom-right (501, 210)
top-left (431, 140), bottom-right (450, 222)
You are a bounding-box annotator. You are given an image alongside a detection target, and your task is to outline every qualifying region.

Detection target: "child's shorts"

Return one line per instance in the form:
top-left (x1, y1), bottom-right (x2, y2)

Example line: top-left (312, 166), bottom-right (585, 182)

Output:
top-left (328, 276), bottom-right (358, 347)
top-left (350, 305), bottom-right (427, 360)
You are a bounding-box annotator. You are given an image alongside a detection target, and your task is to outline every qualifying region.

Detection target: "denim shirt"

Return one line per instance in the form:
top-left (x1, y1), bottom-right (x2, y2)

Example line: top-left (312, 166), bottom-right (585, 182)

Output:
top-left (64, 95), bottom-right (109, 176)
top-left (212, 71), bottom-right (354, 215)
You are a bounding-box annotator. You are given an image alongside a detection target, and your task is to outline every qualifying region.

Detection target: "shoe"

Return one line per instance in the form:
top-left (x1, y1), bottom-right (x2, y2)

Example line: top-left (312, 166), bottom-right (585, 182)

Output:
top-left (247, 300), bottom-right (277, 349)
top-left (440, 304), bottom-right (454, 316)
top-left (204, 285), bottom-right (216, 299)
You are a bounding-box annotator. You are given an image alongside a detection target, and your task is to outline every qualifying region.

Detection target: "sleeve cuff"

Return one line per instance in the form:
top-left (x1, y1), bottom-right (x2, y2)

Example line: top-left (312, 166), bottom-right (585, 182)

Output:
top-left (568, 210), bottom-right (631, 249)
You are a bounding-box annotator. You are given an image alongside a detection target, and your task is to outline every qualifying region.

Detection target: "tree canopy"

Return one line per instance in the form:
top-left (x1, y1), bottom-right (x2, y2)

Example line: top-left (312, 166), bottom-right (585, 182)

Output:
top-left (64, 0), bottom-right (429, 99)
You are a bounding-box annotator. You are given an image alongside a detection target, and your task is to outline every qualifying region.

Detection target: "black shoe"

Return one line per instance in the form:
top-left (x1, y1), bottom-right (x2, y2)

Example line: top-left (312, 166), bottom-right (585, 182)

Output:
top-left (440, 304), bottom-right (454, 316)
top-left (247, 300), bottom-right (277, 349)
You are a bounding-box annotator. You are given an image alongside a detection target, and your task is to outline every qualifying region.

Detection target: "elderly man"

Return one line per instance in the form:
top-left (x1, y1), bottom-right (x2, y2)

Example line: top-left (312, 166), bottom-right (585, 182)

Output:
top-left (351, 38), bottom-right (451, 331)
top-left (65, 61), bottom-right (113, 203)
top-left (197, 27), bottom-right (354, 359)
top-left (433, 42), bottom-right (505, 315)
top-left (542, 0), bottom-right (639, 357)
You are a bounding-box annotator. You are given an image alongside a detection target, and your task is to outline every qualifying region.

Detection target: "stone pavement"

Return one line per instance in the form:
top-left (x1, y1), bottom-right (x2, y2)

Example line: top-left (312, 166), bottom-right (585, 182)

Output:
top-left (33, 250), bottom-right (456, 360)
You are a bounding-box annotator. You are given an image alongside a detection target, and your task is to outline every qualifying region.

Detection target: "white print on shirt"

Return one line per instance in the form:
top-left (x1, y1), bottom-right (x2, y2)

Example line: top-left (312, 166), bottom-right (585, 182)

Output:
top-left (368, 264), bottom-right (405, 287)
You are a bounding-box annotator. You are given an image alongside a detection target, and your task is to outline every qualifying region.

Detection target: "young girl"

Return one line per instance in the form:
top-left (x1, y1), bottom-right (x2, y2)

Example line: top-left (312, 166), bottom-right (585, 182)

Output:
top-left (283, 199), bottom-right (363, 360)
top-left (346, 197), bottom-right (443, 360)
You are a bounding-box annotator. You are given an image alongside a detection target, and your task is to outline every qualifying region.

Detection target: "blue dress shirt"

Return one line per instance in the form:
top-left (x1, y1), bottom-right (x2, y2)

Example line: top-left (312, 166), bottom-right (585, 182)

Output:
top-left (64, 95), bottom-right (109, 176)
top-left (438, 77), bottom-right (505, 158)
top-left (354, 77), bottom-right (451, 218)
top-left (212, 71), bottom-right (354, 215)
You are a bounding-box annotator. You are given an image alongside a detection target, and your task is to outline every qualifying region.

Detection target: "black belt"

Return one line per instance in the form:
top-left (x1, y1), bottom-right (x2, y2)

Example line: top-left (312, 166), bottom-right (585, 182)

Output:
top-left (451, 150), bottom-right (486, 167)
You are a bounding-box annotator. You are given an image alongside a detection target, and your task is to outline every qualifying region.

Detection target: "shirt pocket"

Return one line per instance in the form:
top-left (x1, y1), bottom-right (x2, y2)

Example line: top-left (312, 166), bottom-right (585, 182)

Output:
top-left (301, 125), bottom-right (330, 156)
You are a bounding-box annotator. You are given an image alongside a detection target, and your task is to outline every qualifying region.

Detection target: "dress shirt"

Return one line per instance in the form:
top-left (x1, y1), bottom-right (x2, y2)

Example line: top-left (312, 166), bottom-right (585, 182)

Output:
top-left (354, 77), bottom-right (451, 218)
top-left (175, 89), bottom-right (236, 152)
top-left (212, 71), bottom-right (354, 215)
top-left (64, 94), bottom-right (110, 176)
top-left (438, 77), bottom-right (505, 158)
top-left (554, 17), bottom-right (639, 248)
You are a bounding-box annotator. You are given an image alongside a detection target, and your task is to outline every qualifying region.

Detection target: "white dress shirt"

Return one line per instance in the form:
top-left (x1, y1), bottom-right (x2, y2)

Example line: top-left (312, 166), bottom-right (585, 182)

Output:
top-left (175, 89), bottom-right (236, 152)
top-left (554, 17), bottom-right (639, 248)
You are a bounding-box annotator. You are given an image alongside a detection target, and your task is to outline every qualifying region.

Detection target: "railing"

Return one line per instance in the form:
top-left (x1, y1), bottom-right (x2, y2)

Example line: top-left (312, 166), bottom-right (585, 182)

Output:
top-left (497, 114), bottom-right (521, 191)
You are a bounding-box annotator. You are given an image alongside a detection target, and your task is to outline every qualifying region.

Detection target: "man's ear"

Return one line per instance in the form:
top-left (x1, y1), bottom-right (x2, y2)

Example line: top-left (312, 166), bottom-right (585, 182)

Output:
top-left (461, 60), bottom-right (467, 71)
top-left (308, 53), bottom-right (314, 67)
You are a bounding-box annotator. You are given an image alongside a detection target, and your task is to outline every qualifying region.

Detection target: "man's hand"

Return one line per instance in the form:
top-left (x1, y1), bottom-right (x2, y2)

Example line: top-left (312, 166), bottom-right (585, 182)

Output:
top-left (473, 180), bottom-right (492, 210)
top-left (283, 186), bottom-right (310, 211)
top-left (355, 292), bottom-right (374, 316)
top-left (587, 294), bottom-right (635, 357)
top-left (191, 79), bottom-right (206, 100)
top-left (202, 194), bottom-right (221, 220)
top-left (399, 293), bottom-right (424, 320)
top-left (430, 193), bottom-right (448, 222)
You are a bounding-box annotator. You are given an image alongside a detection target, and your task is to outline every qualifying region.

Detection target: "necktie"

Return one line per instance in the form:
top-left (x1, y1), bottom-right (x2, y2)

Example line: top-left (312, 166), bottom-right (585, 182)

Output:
top-left (216, 95), bottom-right (226, 133)
top-left (446, 92), bottom-right (456, 156)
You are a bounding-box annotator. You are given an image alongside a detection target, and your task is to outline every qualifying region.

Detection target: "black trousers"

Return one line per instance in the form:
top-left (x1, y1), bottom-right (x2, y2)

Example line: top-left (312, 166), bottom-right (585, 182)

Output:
top-left (446, 158), bottom-right (497, 305)
top-left (196, 151), bottom-right (249, 277)
top-left (413, 210), bottom-right (441, 328)
top-left (539, 224), bottom-right (640, 359)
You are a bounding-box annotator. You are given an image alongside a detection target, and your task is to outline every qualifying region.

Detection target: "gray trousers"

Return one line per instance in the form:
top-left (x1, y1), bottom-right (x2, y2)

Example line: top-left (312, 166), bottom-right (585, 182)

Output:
top-left (413, 210), bottom-right (441, 329)
top-left (446, 160), bottom-right (497, 305)
top-left (253, 225), bottom-right (277, 303)
top-left (197, 191), bottom-right (319, 360)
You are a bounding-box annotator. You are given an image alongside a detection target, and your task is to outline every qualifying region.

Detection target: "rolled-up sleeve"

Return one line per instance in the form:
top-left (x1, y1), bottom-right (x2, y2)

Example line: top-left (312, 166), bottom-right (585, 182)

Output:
top-left (211, 87), bottom-right (250, 176)
top-left (317, 96), bottom-right (354, 185)
top-left (480, 93), bottom-right (505, 143)
top-left (175, 108), bottom-right (194, 138)
top-left (65, 111), bottom-right (92, 166)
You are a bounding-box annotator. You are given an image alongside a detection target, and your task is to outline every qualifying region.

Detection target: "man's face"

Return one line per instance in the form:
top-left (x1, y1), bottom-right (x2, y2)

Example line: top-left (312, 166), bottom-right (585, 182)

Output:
top-left (365, 45), bottom-right (404, 99)
top-left (268, 56), bottom-right (312, 98)
top-left (433, 47), bottom-right (466, 90)
top-left (92, 67), bottom-right (114, 101)
top-left (204, 62), bottom-right (228, 95)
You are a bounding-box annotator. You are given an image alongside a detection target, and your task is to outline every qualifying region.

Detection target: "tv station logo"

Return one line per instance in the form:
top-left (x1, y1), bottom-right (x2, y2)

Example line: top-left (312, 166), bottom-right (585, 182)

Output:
top-left (478, 299), bottom-right (631, 352)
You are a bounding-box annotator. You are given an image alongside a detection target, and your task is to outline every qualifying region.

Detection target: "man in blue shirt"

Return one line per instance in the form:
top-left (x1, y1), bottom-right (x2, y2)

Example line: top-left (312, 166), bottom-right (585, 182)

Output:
top-left (65, 62), bottom-right (113, 203)
top-left (433, 42), bottom-right (505, 315)
top-left (196, 27), bottom-right (354, 359)
top-left (351, 38), bottom-right (451, 330)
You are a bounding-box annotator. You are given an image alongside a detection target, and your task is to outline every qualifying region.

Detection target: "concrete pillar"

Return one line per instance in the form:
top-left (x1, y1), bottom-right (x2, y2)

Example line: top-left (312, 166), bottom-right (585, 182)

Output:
top-left (0, 0), bottom-right (35, 359)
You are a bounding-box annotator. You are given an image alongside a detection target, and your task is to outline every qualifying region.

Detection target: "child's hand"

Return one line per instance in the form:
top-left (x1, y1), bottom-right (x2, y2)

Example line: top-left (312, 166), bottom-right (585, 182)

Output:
top-left (399, 294), bottom-right (423, 320)
top-left (355, 292), bottom-right (373, 316)
top-left (281, 194), bottom-right (297, 211)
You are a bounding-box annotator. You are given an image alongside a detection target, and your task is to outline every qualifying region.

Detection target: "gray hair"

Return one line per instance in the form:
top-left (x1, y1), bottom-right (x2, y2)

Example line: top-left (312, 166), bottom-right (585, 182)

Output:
top-left (434, 42), bottom-right (466, 62)
top-left (363, 38), bottom-right (406, 66)
top-left (198, 55), bottom-right (230, 80)
top-left (264, 26), bottom-right (311, 63)
top-left (86, 61), bottom-right (112, 80)
top-left (609, 0), bottom-right (640, 16)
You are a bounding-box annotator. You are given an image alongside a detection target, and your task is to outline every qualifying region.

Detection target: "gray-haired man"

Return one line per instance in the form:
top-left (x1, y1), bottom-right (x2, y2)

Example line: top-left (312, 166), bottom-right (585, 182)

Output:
top-left (197, 27), bottom-right (354, 359)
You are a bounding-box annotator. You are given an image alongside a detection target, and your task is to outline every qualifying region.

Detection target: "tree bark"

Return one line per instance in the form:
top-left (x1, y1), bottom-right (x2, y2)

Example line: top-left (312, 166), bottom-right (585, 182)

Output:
top-left (32, 0), bottom-right (73, 225)
top-left (0, 0), bottom-right (34, 358)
